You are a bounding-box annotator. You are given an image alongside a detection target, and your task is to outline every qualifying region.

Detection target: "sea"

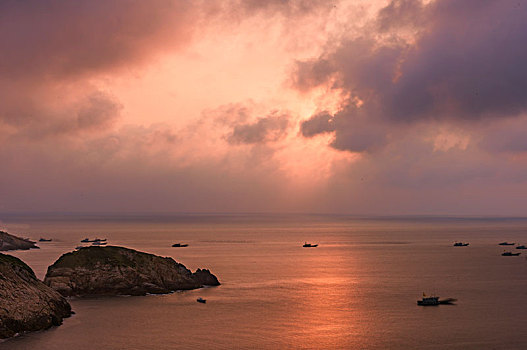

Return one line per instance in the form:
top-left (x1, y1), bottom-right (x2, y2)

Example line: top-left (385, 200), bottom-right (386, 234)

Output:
top-left (1, 213), bottom-right (527, 349)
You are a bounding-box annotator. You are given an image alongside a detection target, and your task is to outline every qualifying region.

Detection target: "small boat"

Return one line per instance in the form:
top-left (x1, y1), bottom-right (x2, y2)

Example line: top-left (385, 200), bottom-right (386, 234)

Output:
top-left (417, 294), bottom-right (456, 306)
top-left (91, 241), bottom-right (107, 246)
top-left (502, 251), bottom-right (521, 256)
top-left (498, 242), bottom-right (515, 246)
top-left (81, 238), bottom-right (107, 243)
top-left (515, 245), bottom-right (526, 249)
top-left (303, 242), bottom-right (318, 248)
top-left (453, 242), bottom-right (469, 246)
top-left (39, 238), bottom-right (52, 242)
top-left (197, 297), bottom-right (206, 304)
top-left (417, 294), bottom-right (440, 306)
top-left (172, 243), bottom-right (189, 247)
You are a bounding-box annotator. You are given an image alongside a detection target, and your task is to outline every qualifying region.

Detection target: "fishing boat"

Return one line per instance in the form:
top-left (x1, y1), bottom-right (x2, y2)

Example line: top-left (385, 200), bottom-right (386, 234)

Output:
top-left (515, 245), bottom-right (526, 249)
top-left (197, 297), bottom-right (206, 304)
top-left (303, 242), bottom-right (318, 248)
top-left (502, 251), bottom-right (521, 256)
top-left (453, 242), bottom-right (469, 246)
top-left (417, 294), bottom-right (456, 306)
top-left (417, 294), bottom-right (440, 306)
top-left (39, 238), bottom-right (52, 242)
top-left (498, 242), bottom-right (515, 246)
top-left (91, 241), bottom-right (107, 246)
top-left (172, 243), bottom-right (189, 247)
top-left (81, 238), bottom-right (107, 243)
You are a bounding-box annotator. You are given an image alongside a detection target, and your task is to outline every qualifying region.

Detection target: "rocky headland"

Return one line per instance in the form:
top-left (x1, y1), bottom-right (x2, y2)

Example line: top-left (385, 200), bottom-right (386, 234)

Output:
top-left (0, 253), bottom-right (72, 339)
top-left (0, 231), bottom-right (38, 251)
top-left (44, 246), bottom-right (220, 296)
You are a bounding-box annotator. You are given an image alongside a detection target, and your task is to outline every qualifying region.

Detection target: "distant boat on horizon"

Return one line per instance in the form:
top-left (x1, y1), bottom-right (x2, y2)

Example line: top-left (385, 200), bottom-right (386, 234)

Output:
top-left (515, 245), bottom-right (526, 249)
top-left (498, 242), bottom-right (515, 246)
top-left (453, 242), bottom-right (469, 246)
top-left (81, 238), bottom-right (107, 243)
top-left (303, 242), bottom-right (318, 248)
top-left (172, 243), bottom-right (189, 247)
top-left (91, 241), bottom-right (107, 246)
top-left (502, 251), bottom-right (521, 256)
top-left (39, 238), bottom-right (52, 242)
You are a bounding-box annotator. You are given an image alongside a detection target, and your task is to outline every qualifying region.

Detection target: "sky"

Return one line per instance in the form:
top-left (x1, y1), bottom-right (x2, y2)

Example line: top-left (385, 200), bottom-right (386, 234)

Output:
top-left (1, 0), bottom-right (527, 215)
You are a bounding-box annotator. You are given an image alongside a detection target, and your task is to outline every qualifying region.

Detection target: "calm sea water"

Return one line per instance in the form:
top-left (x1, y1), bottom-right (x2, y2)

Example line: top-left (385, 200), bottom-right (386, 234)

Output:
top-left (1, 214), bottom-right (527, 349)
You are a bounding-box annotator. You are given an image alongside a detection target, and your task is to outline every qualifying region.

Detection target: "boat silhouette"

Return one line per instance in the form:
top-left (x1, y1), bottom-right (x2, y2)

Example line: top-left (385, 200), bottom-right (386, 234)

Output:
top-left (502, 251), bottom-right (521, 256)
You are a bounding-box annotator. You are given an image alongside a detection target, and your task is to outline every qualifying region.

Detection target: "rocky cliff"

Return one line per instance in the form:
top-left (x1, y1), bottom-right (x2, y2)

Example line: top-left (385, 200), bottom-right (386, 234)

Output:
top-left (44, 246), bottom-right (220, 297)
top-left (0, 231), bottom-right (38, 251)
top-left (0, 253), bottom-right (72, 339)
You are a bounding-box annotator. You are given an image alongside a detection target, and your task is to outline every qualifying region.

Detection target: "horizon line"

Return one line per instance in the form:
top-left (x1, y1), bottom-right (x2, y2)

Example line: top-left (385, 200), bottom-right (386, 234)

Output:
top-left (2, 211), bottom-right (527, 220)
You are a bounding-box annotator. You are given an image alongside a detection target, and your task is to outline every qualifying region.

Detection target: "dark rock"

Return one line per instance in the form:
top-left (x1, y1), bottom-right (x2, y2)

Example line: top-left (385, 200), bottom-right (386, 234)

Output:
top-left (192, 268), bottom-right (220, 286)
top-left (44, 246), bottom-right (220, 297)
top-left (0, 253), bottom-right (72, 339)
top-left (0, 231), bottom-right (39, 251)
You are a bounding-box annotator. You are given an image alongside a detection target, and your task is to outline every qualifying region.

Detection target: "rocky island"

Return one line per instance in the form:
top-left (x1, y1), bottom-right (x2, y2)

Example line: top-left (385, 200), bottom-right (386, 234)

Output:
top-left (44, 246), bottom-right (220, 296)
top-left (0, 231), bottom-right (38, 251)
top-left (0, 253), bottom-right (72, 339)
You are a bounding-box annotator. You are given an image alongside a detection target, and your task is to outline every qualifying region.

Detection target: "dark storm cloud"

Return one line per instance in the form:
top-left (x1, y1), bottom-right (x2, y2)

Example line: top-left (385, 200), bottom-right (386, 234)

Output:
top-left (296, 0), bottom-right (527, 152)
top-left (386, 0), bottom-right (527, 121)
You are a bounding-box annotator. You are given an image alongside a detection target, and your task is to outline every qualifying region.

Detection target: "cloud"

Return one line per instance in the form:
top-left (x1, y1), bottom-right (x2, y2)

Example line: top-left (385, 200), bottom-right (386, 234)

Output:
top-left (76, 93), bottom-right (121, 130)
top-left (479, 116), bottom-right (527, 154)
top-left (0, 0), bottom-right (332, 136)
top-left (0, 0), bottom-right (201, 142)
top-left (300, 111), bottom-right (335, 137)
top-left (0, 115), bottom-right (298, 213)
top-left (295, 0), bottom-right (527, 152)
top-left (376, 0), bottom-right (424, 32)
top-left (5, 0), bottom-right (527, 216)
top-left (4, 91), bottom-right (121, 140)
top-left (0, 0), bottom-right (196, 80)
top-left (227, 112), bottom-right (290, 145)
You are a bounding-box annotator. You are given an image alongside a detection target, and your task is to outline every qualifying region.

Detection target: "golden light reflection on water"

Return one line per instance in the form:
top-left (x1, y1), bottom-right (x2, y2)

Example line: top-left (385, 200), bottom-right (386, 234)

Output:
top-left (279, 249), bottom-right (365, 349)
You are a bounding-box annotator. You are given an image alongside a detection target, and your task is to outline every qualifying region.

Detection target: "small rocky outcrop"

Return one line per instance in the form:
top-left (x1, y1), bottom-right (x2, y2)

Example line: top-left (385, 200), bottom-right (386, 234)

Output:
top-left (193, 268), bottom-right (220, 286)
top-left (0, 231), bottom-right (38, 251)
top-left (0, 253), bottom-right (72, 339)
top-left (44, 246), bottom-right (220, 297)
